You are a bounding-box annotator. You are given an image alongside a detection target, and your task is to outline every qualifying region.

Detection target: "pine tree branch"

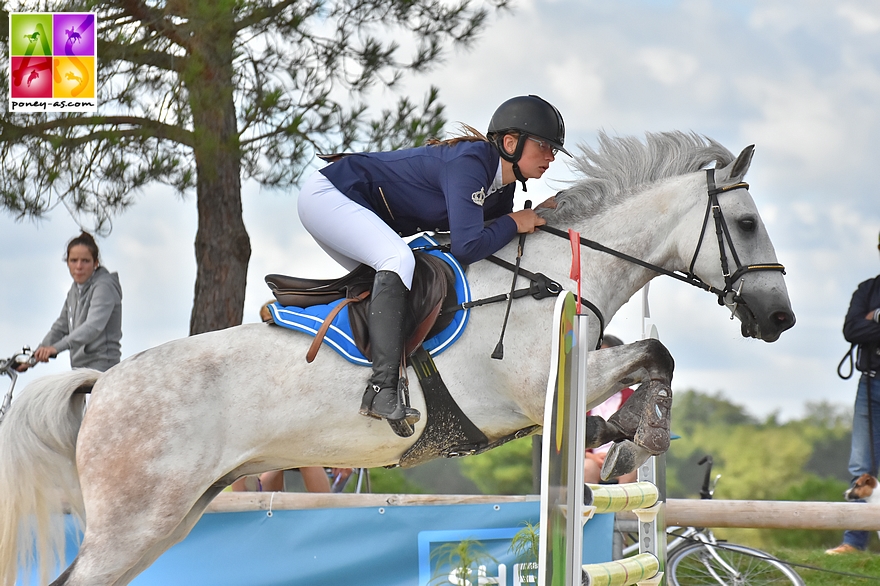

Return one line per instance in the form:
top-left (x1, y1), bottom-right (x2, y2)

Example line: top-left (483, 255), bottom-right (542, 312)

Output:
top-left (0, 115), bottom-right (194, 147)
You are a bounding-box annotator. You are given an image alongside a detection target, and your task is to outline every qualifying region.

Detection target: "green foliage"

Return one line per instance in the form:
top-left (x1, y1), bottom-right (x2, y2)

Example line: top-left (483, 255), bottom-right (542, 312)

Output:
top-left (509, 522), bottom-right (539, 583)
top-left (712, 426), bottom-right (812, 501)
top-left (362, 467), bottom-right (426, 494)
top-left (800, 401), bottom-right (853, 430)
top-left (760, 475), bottom-right (850, 549)
top-left (665, 389), bottom-right (857, 550)
top-left (671, 389), bottom-right (758, 437)
top-left (429, 538), bottom-right (496, 586)
top-left (459, 436), bottom-right (535, 495)
top-left (778, 474), bottom-right (849, 503)
top-left (667, 389), bottom-right (852, 500)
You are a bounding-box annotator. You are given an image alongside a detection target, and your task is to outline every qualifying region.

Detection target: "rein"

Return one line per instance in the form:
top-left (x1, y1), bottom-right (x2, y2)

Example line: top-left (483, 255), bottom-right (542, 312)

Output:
top-left (418, 245), bottom-right (606, 349)
top-left (430, 168), bottom-right (785, 354)
top-left (539, 168), bottom-right (786, 312)
top-left (479, 255), bottom-right (606, 346)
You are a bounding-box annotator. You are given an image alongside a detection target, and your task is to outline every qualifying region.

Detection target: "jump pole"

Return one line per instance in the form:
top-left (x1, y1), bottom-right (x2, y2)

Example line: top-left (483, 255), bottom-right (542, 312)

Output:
top-left (538, 228), bottom-right (655, 586)
top-left (538, 291), bottom-right (592, 586)
top-left (637, 284), bottom-right (666, 582)
top-left (539, 223), bottom-right (654, 586)
top-left (536, 231), bottom-right (590, 586)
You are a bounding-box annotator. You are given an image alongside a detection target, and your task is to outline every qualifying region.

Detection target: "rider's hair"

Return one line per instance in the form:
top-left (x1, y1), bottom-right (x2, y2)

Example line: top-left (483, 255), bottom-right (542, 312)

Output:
top-left (425, 124), bottom-right (493, 147)
top-left (65, 231), bottom-right (100, 265)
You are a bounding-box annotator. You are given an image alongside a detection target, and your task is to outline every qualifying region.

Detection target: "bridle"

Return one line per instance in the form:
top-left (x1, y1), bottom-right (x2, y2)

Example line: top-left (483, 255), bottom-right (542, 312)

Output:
top-left (538, 167), bottom-right (786, 319)
top-left (471, 167), bottom-right (786, 350)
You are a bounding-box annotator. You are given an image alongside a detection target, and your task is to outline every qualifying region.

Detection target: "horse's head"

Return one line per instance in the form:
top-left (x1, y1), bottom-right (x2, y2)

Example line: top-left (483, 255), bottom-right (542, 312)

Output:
top-left (546, 131), bottom-right (795, 343)
top-left (682, 145), bottom-right (796, 342)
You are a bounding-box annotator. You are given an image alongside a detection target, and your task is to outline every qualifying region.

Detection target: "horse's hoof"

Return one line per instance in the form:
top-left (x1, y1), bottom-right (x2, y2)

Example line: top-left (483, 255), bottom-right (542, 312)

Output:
top-left (600, 440), bottom-right (650, 480)
top-left (632, 381), bottom-right (672, 455)
top-left (585, 415), bottom-right (627, 448)
top-left (608, 379), bottom-right (672, 455)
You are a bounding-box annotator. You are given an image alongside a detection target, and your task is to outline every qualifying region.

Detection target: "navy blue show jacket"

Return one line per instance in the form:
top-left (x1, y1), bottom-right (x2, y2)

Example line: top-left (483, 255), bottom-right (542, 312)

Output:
top-left (319, 141), bottom-right (518, 265)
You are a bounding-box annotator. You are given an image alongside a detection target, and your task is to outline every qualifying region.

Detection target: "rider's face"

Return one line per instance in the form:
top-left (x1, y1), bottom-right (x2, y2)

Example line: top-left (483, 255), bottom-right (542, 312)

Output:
top-left (503, 134), bottom-right (556, 180)
top-left (67, 244), bottom-right (97, 285)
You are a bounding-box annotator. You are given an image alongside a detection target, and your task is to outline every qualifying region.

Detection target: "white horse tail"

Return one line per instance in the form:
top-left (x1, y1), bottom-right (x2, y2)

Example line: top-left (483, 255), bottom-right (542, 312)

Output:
top-left (0, 369), bottom-right (98, 586)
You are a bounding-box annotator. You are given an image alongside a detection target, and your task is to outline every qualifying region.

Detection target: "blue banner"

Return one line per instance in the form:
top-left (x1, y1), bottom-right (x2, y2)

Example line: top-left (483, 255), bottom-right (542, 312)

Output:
top-left (21, 502), bottom-right (613, 586)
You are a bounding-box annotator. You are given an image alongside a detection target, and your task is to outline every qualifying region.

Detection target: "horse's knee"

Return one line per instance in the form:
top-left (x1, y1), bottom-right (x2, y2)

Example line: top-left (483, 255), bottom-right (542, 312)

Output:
top-left (641, 338), bottom-right (674, 382)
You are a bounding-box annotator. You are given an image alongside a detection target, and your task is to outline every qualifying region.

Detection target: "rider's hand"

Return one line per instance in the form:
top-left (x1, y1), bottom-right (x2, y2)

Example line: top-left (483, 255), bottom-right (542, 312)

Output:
top-left (508, 209), bottom-right (546, 233)
top-left (14, 363), bottom-right (30, 373)
top-left (33, 346), bottom-right (56, 363)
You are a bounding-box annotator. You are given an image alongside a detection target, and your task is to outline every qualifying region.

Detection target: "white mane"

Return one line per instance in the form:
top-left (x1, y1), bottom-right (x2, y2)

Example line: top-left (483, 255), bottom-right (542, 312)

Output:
top-left (546, 131), bottom-right (736, 224)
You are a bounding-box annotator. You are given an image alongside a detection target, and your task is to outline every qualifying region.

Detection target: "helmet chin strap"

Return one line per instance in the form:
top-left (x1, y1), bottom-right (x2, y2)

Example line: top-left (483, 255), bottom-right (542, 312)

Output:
top-left (512, 162), bottom-right (528, 192)
top-left (493, 134), bottom-right (529, 191)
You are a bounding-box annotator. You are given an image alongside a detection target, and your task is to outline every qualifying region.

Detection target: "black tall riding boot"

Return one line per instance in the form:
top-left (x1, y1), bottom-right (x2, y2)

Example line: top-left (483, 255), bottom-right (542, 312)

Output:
top-left (358, 271), bottom-right (421, 435)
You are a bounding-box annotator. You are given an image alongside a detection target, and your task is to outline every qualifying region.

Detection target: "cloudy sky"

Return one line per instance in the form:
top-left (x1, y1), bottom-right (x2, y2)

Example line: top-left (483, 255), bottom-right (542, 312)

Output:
top-left (3, 0), bottom-right (879, 421)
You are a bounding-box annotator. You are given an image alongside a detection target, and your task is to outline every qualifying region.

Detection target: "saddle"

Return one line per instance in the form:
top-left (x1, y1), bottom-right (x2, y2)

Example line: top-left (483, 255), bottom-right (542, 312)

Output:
top-left (266, 252), bottom-right (459, 362)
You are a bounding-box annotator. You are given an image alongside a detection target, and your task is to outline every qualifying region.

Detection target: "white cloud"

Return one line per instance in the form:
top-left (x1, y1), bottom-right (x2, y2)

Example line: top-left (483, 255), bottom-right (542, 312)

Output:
top-left (636, 47), bottom-right (700, 86)
top-left (837, 3), bottom-right (880, 34)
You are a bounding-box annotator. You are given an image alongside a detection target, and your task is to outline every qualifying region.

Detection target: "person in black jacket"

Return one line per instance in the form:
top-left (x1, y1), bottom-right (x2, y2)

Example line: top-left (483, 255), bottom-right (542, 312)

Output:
top-left (827, 230), bottom-right (880, 554)
top-left (297, 95), bottom-right (569, 435)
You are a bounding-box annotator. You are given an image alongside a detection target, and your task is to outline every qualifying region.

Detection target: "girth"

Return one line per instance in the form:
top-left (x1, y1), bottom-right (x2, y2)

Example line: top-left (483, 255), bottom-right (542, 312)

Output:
top-left (396, 347), bottom-right (539, 468)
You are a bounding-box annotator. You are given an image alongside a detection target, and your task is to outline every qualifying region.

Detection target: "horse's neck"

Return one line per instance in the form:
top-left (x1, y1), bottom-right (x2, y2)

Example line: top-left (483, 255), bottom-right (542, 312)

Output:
top-left (538, 174), bottom-right (700, 323)
top-left (465, 172), bottom-right (702, 338)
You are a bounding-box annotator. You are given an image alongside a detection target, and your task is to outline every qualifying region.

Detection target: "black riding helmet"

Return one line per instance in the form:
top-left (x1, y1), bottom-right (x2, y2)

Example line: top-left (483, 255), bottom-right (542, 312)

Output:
top-left (487, 95), bottom-right (570, 190)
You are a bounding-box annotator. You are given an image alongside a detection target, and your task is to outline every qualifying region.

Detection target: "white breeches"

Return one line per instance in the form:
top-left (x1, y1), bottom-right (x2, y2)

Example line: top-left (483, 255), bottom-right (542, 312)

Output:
top-left (297, 172), bottom-right (415, 289)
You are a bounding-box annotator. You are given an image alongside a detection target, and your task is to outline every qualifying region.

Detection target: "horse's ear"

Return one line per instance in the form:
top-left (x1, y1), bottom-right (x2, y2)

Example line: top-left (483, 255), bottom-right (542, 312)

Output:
top-left (716, 144), bottom-right (755, 183)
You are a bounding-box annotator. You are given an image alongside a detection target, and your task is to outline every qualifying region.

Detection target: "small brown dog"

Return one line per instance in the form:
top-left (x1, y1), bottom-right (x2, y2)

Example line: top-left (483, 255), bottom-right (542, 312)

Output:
top-left (845, 473), bottom-right (880, 503)
top-left (845, 473), bottom-right (880, 544)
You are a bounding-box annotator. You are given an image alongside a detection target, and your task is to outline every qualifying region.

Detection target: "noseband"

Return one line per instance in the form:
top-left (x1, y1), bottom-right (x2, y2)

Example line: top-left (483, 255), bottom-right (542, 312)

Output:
top-left (539, 168), bottom-right (786, 315)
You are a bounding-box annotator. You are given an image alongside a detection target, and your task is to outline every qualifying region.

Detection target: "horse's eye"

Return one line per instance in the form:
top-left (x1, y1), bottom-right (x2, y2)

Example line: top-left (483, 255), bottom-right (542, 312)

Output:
top-left (738, 217), bottom-right (756, 232)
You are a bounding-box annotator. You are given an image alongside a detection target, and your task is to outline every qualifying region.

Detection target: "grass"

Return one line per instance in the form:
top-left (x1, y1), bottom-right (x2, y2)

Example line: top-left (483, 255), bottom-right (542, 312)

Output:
top-left (745, 547), bottom-right (880, 585)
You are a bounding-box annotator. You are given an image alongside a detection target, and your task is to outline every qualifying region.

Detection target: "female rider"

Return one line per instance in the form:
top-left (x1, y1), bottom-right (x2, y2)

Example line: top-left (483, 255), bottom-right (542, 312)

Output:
top-left (297, 95), bottom-right (569, 436)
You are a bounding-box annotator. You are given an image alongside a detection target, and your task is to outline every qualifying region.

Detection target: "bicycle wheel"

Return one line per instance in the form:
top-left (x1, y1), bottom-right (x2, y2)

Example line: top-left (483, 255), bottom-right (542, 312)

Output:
top-left (667, 541), bottom-right (804, 586)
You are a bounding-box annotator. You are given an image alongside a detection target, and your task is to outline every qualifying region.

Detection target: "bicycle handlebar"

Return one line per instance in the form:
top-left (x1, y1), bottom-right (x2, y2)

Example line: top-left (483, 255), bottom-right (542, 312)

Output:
top-left (0, 347), bottom-right (39, 424)
top-left (698, 455), bottom-right (714, 500)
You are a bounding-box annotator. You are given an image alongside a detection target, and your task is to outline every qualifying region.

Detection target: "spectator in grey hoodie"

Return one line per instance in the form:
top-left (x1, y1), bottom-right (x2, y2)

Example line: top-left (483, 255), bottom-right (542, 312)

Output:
top-left (32, 231), bottom-right (122, 372)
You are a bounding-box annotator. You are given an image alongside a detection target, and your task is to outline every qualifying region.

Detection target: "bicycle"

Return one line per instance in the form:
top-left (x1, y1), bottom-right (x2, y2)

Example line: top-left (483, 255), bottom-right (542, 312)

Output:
top-left (623, 455), bottom-right (804, 585)
top-left (0, 346), bottom-right (37, 424)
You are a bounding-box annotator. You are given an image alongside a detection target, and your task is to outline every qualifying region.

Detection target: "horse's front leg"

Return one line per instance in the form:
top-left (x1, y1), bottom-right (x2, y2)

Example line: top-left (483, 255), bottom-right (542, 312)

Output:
top-left (584, 338), bottom-right (675, 479)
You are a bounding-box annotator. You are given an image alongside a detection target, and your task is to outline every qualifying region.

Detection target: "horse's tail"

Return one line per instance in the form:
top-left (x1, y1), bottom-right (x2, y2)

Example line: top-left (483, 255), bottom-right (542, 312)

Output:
top-left (0, 369), bottom-right (98, 586)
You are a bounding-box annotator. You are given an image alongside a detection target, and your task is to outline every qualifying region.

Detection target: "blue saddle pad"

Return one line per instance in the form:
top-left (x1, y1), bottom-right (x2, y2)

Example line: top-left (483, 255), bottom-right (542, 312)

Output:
top-left (267, 234), bottom-right (470, 366)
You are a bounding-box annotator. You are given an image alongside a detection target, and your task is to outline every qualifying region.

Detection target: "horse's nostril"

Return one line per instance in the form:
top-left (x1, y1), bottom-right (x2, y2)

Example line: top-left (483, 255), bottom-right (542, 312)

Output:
top-left (772, 311), bottom-right (795, 329)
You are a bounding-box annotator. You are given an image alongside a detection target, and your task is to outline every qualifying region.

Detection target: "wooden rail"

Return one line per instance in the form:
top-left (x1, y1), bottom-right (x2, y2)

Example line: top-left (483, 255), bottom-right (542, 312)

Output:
top-left (207, 493), bottom-right (880, 531)
top-left (659, 499), bottom-right (880, 531)
top-left (206, 492), bottom-right (538, 513)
